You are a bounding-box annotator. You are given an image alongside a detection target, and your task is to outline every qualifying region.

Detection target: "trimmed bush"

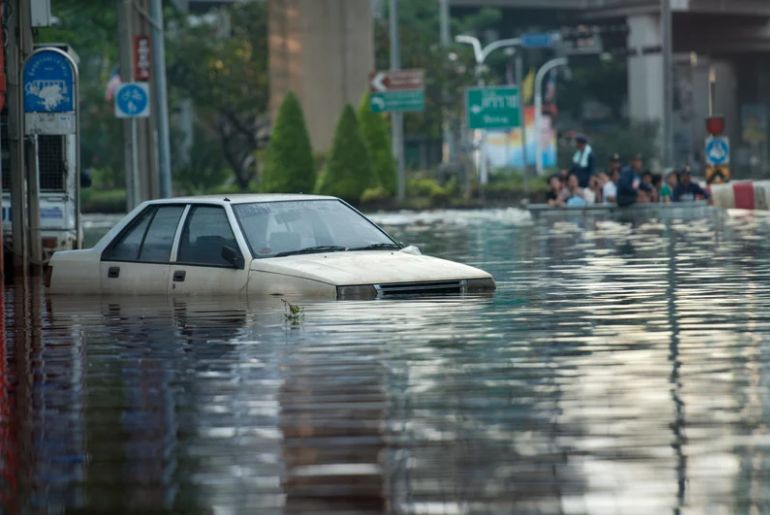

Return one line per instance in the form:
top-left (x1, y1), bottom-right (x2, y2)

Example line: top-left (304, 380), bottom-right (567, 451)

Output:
top-left (357, 92), bottom-right (397, 195)
top-left (262, 91), bottom-right (315, 193)
top-left (315, 105), bottom-right (375, 202)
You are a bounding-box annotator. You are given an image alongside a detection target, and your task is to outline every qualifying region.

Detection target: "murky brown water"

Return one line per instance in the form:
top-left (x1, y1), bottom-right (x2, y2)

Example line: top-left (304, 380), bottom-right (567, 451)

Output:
top-left (3, 206), bottom-right (770, 514)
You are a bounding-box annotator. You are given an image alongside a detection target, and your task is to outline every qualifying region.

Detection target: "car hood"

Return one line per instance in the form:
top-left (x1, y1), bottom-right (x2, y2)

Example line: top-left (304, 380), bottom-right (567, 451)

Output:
top-left (249, 250), bottom-right (492, 286)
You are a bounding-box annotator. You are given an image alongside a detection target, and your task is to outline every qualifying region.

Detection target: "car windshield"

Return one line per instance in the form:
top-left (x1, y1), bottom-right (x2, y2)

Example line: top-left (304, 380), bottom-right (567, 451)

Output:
top-left (232, 200), bottom-right (398, 258)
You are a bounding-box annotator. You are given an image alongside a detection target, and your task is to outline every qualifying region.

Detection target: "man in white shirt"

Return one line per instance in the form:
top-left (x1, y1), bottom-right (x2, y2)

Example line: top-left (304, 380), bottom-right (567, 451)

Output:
top-left (602, 154), bottom-right (621, 204)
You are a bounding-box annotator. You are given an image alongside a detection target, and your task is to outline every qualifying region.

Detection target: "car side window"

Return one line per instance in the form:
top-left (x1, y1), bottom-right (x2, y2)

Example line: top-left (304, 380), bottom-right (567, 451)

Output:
top-left (103, 208), bottom-right (154, 261)
top-left (138, 206), bottom-right (185, 262)
top-left (177, 206), bottom-right (241, 267)
top-left (103, 206), bottom-right (184, 262)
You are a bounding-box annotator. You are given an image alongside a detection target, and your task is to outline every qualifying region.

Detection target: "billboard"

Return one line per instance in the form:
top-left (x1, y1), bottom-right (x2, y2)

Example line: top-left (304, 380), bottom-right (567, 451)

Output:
top-left (482, 107), bottom-right (557, 170)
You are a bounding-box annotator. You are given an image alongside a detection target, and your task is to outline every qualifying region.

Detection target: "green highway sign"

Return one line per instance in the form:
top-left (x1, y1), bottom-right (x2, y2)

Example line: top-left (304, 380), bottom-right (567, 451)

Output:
top-left (466, 86), bottom-right (520, 129)
top-left (370, 90), bottom-right (425, 113)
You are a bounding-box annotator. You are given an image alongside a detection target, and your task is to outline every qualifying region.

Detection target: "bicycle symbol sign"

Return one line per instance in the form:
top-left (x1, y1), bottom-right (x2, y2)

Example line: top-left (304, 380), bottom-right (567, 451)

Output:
top-left (705, 136), bottom-right (730, 166)
top-left (115, 82), bottom-right (150, 118)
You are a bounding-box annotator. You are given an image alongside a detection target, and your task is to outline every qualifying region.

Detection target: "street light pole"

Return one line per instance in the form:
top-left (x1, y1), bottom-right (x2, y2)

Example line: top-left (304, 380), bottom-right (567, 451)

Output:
top-left (455, 34), bottom-right (520, 187)
top-left (661, 0), bottom-right (674, 167)
top-left (390, 0), bottom-right (406, 202)
top-left (534, 57), bottom-right (568, 176)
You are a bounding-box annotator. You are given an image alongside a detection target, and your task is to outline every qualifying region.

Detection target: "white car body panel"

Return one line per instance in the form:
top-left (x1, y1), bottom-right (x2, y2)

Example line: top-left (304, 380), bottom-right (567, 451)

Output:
top-left (249, 250), bottom-right (490, 287)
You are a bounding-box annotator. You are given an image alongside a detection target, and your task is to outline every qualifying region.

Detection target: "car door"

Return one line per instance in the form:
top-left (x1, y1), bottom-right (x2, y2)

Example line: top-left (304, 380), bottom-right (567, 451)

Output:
top-left (100, 205), bottom-right (185, 294)
top-left (170, 204), bottom-right (250, 295)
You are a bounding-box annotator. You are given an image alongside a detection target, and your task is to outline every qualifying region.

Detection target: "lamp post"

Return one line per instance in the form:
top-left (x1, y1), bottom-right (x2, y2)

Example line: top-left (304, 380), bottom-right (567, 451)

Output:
top-left (534, 57), bottom-right (568, 176)
top-left (455, 35), bottom-right (520, 186)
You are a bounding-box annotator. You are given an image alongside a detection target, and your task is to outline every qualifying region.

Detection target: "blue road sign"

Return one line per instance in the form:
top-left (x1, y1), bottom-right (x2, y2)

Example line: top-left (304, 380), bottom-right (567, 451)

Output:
top-left (115, 82), bottom-right (150, 118)
top-left (520, 32), bottom-right (556, 49)
top-left (705, 136), bottom-right (730, 166)
top-left (23, 48), bottom-right (76, 113)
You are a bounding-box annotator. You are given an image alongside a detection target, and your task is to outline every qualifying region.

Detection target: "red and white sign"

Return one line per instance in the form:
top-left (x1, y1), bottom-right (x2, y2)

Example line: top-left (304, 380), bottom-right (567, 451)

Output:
top-left (133, 35), bottom-right (151, 81)
top-left (369, 69), bottom-right (424, 93)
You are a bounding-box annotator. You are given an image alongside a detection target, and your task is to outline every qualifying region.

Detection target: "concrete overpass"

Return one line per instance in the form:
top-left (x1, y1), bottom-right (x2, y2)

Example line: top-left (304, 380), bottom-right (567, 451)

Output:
top-left (451, 0), bottom-right (770, 174)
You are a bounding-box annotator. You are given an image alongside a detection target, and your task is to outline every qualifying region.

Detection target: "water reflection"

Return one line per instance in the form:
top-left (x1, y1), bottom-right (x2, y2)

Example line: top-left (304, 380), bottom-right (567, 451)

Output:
top-left (3, 206), bottom-right (770, 513)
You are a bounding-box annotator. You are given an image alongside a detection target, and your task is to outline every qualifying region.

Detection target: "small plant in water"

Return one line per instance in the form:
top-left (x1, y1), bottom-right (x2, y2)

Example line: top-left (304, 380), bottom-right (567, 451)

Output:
top-left (282, 298), bottom-right (304, 324)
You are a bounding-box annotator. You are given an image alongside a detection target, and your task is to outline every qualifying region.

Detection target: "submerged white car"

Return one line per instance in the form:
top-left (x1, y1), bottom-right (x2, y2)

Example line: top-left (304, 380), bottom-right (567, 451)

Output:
top-left (46, 195), bottom-right (495, 299)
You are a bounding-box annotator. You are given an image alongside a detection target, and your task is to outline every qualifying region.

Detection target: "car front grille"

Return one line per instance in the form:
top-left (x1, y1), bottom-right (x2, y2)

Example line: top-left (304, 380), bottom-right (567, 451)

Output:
top-left (375, 280), bottom-right (463, 297)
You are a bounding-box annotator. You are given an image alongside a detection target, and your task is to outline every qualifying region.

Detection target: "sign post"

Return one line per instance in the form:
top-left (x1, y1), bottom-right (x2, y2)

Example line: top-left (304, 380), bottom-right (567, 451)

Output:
top-left (114, 82), bottom-right (150, 118)
top-left (23, 46), bottom-right (80, 265)
top-left (705, 135), bottom-right (730, 184)
top-left (23, 47), bottom-right (77, 135)
top-left (369, 69), bottom-right (425, 113)
top-left (465, 86), bottom-right (521, 130)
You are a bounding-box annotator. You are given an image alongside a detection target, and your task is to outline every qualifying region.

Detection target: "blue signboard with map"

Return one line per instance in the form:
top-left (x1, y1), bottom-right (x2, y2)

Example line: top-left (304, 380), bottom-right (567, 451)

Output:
top-left (23, 48), bottom-right (76, 113)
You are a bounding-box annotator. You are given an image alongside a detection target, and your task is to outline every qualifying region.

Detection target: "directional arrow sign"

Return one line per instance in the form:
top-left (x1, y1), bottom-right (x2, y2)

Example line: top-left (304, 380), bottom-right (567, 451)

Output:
top-left (369, 69), bottom-right (424, 92)
top-left (466, 86), bottom-right (520, 129)
top-left (369, 69), bottom-right (425, 113)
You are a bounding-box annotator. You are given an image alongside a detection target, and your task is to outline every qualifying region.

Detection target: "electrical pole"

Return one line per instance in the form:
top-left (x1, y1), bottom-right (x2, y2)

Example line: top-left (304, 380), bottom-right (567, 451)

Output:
top-left (389, 0), bottom-right (405, 202)
top-left (150, 0), bottom-right (172, 198)
top-left (439, 0), bottom-right (454, 165)
top-left (515, 54), bottom-right (528, 195)
top-left (118, 0), bottom-right (138, 209)
top-left (661, 0), bottom-right (673, 167)
top-left (7, 0), bottom-right (33, 274)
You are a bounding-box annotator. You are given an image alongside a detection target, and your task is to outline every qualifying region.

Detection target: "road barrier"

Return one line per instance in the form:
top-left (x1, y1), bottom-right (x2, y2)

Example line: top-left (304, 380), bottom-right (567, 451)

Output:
top-left (711, 180), bottom-right (770, 210)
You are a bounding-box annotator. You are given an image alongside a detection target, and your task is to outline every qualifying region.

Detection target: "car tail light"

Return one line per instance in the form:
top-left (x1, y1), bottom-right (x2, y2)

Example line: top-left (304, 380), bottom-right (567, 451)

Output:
top-left (41, 237), bottom-right (58, 249)
top-left (44, 265), bottom-right (53, 288)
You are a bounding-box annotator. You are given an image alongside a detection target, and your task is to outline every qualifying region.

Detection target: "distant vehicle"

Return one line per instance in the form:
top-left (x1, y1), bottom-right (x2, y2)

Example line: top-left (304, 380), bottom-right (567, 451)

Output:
top-left (46, 194), bottom-right (496, 298)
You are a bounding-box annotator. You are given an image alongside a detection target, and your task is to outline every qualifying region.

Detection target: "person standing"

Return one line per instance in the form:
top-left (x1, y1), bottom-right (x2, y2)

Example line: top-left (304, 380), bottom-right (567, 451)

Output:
top-left (569, 134), bottom-right (595, 189)
top-left (603, 167), bottom-right (620, 204)
top-left (617, 154), bottom-right (643, 207)
top-left (673, 167), bottom-right (710, 202)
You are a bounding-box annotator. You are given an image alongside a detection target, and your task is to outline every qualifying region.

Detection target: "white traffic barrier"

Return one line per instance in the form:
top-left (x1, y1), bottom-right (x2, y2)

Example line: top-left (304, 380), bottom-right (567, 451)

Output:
top-left (711, 183), bottom-right (735, 209)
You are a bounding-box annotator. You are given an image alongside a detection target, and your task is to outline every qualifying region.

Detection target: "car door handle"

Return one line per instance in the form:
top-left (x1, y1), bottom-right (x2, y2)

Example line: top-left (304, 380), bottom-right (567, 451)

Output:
top-left (108, 266), bottom-right (120, 278)
top-left (173, 270), bottom-right (186, 282)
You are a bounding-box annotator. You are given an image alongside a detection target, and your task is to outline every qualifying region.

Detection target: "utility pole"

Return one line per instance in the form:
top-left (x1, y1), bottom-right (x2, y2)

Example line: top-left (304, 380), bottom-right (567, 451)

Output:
top-left (438, 0), bottom-right (454, 165)
top-left (534, 57), bottom-right (567, 176)
top-left (515, 54), bottom-right (528, 195)
top-left (7, 0), bottom-right (33, 274)
top-left (118, 0), bottom-right (138, 209)
top-left (661, 0), bottom-right (673, 167)
top-left (389, 0), bottom-right (405, 202)
top-left (150, 0), bottom-right (172, 198)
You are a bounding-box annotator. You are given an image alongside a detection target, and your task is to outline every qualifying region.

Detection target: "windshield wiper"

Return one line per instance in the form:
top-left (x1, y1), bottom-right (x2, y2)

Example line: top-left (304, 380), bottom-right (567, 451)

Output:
top-left (273, 245), bottom-right (347, 257)
top-left (347, 242), bottom-right (401, 251)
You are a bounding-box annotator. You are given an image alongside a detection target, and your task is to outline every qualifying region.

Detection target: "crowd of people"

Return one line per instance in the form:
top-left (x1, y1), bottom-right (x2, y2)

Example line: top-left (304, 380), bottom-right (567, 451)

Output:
top-left (546, 135), bottom-right (711, 208)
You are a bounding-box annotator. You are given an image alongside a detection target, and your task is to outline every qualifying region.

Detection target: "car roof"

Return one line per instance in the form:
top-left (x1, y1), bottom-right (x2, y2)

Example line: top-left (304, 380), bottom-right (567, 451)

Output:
top-left (142, 194), bottom-right (337, 206)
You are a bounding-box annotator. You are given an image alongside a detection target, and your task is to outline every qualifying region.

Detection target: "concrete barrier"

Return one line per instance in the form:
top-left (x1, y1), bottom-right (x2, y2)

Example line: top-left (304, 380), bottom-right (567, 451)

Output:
top-left (753, 181), bottom-right (770, 210)
top-left (733, 181), bottom-right (756, 210)
top-left (711, 183), bottom-right (735, 209)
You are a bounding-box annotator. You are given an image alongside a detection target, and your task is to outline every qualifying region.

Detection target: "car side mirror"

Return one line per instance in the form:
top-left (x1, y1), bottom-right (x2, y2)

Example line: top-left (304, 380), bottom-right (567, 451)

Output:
top-left (222, 245), bottom-right (245, 269)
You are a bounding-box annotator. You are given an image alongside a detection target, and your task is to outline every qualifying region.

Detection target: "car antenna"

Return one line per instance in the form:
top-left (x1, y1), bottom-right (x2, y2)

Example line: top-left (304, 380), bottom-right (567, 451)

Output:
top-left (223, 197), bottom-right (230, 202)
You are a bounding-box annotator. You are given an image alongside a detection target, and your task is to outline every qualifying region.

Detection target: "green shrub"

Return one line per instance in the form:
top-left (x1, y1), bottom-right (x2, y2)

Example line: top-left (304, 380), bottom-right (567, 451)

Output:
top-left (357, 92), bottom-right (396, 195)
top-left (360, 186), bottom-right (391, 205)
top-left (315, 105), bottom-right (375, 202)
top-left (407, 177), bottom-right (447, 198)
top-left (262, 91), bottom-right (315, 193)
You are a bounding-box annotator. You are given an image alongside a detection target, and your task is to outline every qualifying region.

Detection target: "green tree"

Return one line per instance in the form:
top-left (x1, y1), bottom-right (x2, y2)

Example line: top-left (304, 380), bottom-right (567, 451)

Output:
top-left (262, 92), bottom-right (315, 193)
top-left (168, 1), bottom-right (269, 190)
top-left (316, 105), bottom-right (374, 202)
top-left (357, 92), bottom-right (397, 195)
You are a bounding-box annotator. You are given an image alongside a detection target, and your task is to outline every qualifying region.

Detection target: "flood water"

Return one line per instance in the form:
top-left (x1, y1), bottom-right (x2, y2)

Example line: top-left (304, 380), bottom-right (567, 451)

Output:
top-left (3, 205), bottom-right (770, 514)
